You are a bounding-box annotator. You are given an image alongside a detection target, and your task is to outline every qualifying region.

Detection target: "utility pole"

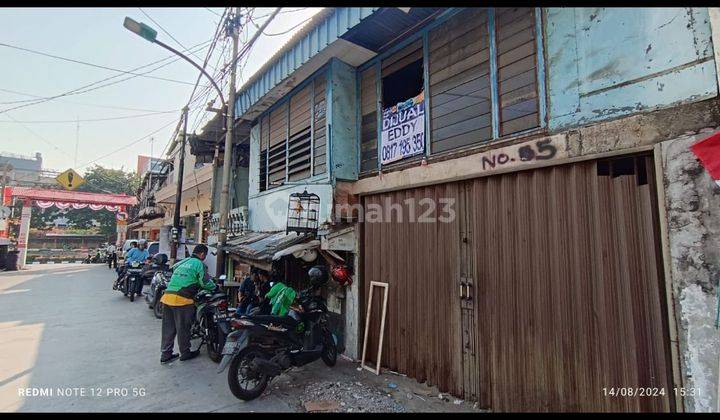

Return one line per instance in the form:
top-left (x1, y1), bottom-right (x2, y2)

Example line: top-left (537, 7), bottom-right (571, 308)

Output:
top-left (170, 106), bottom-right (189, 263)
top-left (216, 7), bottom-right (280, 276)
top-left (216, 7), bottom-right (240, 277)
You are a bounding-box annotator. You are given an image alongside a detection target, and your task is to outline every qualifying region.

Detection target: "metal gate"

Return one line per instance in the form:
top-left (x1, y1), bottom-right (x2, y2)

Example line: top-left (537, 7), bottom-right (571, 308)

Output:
top-left (361, 154), bottom-right (675, 412)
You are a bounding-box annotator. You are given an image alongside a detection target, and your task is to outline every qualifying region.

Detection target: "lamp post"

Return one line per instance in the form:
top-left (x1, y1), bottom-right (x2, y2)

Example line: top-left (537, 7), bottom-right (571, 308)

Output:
top-left (124, 9), bottom-right (280, 274)
top-left (124, 16), bottom-right (229, 264)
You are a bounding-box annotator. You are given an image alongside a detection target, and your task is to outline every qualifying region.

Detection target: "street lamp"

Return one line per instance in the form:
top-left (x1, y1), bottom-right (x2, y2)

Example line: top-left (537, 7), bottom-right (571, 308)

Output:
top-left (124, 17), bottom-right (226, 106)
top-left (123, 17), bottom-right (228, 263)
top-left (123, 17), bottom-right (158, 42)
top-left (123, 9), bottom-right (280, 274)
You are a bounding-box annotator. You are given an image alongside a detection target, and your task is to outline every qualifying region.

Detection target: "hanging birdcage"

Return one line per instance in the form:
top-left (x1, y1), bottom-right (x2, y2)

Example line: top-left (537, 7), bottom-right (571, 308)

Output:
top-left (286, 189), bottom-right (320, 235)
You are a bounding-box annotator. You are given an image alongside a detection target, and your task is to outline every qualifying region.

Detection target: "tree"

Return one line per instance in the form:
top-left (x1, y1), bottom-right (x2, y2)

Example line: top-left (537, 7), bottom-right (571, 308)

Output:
top-left (63, 165), bottom-right (140, 238)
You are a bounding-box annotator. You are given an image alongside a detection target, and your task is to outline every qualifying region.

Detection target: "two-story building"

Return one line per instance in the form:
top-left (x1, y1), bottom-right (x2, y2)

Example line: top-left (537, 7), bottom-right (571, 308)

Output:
top-left (192, 7), bottom-right (720, 412)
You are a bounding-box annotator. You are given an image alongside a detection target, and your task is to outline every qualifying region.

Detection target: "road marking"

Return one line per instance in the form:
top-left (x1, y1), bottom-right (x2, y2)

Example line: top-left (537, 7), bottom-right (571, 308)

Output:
top-left (0, 289), bottom-right (30, 295)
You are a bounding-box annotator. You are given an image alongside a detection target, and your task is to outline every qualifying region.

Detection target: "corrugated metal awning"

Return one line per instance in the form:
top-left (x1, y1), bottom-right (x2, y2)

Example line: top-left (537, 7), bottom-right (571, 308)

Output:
top-left (221, 231), bottom-right (313, 262)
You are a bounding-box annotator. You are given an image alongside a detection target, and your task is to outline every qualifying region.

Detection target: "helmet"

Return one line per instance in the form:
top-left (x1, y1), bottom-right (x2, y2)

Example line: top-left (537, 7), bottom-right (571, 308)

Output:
top-left (308, 266), bottom-right (327, 287)
top-left (152, 253), bottom-right (168, 266)
top-left (330, 264), bottom-right (353, 286)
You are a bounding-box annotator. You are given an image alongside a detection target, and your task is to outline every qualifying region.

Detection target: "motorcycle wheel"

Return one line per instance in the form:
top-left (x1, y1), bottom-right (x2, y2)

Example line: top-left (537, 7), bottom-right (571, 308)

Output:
top-left (121, 279), bottom-right (128, 296)
top-left (202, 315), bottom-right (222, 363)
top-left (321, 329), bottom-right (337, 367)
top-left (129, 280), bottom-right (135, 302)
top-left (153, 295), bottom-right (163, 319)
top-left (207, 324), bottom-right (226, 363)
top-left (228, 346), bottom-right (269, 401)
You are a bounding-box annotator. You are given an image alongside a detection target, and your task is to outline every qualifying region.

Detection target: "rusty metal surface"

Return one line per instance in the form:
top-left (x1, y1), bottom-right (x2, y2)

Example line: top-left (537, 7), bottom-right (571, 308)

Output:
top-left (361, 155), bottom-right (674, 412)
top-left (222, 231), bottom-right (312, 261)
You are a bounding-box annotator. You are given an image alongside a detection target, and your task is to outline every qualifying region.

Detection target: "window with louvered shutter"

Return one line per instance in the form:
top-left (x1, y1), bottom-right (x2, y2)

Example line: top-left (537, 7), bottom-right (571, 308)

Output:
top-left (495, 7), bottom-right (540, 135)
top-left (313, 75), bottom-right (327, 175)
top-left (428, 8), bottom-right (492, 154)
top-left (259, 115), bottom-right (269, 192)
top-left (288, 84), bottom-right (312, 181)
top-left (360, 66), bottom-right (378, 174)
top-left (267, 103), bottom-right (287, 189)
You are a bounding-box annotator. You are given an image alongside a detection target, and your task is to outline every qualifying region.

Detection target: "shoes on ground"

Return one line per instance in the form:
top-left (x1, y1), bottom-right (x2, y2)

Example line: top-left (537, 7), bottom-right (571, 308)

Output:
top-left (180, 350), bottom-right (200, 361)
top-left (161, 353), bottom-right (179, 364)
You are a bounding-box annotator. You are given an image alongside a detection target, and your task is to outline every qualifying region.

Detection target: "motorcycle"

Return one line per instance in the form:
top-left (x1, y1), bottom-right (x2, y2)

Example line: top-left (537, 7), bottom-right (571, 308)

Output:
top-left (114, 260), bottom-right (144, 302)
top-left (83, 249), bottom-right (106, 264)
top-left (191, 275), bottom-right (232, 363)
top-left (145, 254), bottom-right (171, 319)
top-left (147, 271), bottom-right (169, 318)
top-left (217, 278), bottom-right (337, 401)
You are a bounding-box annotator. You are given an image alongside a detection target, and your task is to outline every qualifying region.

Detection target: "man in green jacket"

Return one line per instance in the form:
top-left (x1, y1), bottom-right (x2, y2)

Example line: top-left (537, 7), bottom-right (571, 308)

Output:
top-left (160, 244), bottom-right (216, 364)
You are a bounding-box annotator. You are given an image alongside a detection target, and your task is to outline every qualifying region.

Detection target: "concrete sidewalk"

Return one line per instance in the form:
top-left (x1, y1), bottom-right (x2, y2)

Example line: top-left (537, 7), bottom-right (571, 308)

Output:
top-left (0, 264), bottom-right (479, 413)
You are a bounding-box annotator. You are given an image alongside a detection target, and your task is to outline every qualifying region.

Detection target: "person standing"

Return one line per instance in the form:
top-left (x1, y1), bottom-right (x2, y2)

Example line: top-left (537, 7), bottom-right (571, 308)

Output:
top-left (106, 242), bottom-right (117, 269)
top-left (159, 244), bottom-right (216, 364)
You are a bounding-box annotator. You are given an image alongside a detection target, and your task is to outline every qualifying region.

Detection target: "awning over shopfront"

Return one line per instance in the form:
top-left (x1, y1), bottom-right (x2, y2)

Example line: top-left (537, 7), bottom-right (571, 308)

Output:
top-left (221, 231), bottom-right (316, 267)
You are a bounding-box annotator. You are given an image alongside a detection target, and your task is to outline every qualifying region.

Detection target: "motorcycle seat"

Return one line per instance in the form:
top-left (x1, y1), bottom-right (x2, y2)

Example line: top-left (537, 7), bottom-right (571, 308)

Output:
top-left (247, 314), bottom-right (298, 330)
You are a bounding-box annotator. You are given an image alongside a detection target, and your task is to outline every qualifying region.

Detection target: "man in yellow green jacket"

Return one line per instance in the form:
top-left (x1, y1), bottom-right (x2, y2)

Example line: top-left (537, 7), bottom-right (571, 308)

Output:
top-left (160, 244), bottom-right (216, 364)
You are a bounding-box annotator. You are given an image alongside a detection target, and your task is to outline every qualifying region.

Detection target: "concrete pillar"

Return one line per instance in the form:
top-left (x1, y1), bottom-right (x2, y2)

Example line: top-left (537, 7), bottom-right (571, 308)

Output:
top-left (659, 130), bottom-right (720, 412)
top-left (17, 200), bottom-right (31, 269)
top-left (116, 219), bottom-right (127, 248)
top-left (342, 225), bottom-right (361, 360)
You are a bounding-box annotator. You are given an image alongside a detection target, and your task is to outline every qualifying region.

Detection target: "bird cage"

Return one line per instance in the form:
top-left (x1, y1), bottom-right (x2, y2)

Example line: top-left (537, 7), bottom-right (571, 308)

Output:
top-left (286, 189), bottom-right (320, 235)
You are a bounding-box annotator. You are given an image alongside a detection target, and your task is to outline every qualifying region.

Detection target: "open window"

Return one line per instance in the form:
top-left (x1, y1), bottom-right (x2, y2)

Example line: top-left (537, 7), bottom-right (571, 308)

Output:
top-left (381, 39), bottom-right (424, 109)
top-left (377, 39), bottom-right (426, 167)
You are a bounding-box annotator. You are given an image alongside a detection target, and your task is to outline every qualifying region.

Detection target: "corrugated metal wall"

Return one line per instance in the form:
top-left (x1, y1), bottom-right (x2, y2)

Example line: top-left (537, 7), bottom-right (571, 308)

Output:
top-left (361, 154), bottom-right (674, 412)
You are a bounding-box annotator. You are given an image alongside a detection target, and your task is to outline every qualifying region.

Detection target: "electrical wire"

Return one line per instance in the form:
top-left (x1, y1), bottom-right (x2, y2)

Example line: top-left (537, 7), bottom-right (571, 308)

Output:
top-left (261, 16), bottom-right (312, 36)
top-left (0, 42), bottom-right (201, 86)
top-left (137, 8), bottom-right (213, 72)
top-left (0, 110), bottom-right (178, 124)
top-left (2, 112), bottom-right (75, 159)
top-left (0, 39), bottom-right (213, 115)
top-left (76, 117), bottom-right (180, 170)
top-left (0, 88), bottom-right (176, 112)
top-left (204, 7), bottom-right (221, 17)
top-left (252, 7), bottom-right (308, 20)
top-left (157, 8), bottom-right (229, 161)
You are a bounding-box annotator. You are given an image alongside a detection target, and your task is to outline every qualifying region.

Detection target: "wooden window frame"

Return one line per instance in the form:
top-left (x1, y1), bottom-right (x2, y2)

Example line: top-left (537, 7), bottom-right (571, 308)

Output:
top-left (255, 66), bottom-right (330, 194)
top-left (357, 7), bottom-right (547, 175)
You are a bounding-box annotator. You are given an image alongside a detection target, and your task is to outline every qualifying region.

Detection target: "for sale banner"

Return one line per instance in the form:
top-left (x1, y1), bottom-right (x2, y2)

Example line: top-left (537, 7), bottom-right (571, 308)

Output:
top-left (380, 92), bottom-right (425, 165)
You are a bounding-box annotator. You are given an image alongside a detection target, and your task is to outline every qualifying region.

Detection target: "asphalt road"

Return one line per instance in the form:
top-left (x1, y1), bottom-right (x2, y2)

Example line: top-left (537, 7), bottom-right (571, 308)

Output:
top-left (0, 264), bottom-right (295, 412)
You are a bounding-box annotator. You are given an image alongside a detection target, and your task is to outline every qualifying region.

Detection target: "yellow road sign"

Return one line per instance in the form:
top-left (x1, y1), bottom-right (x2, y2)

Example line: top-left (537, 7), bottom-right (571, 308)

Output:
top-left (55, 168), bottom-right (85, 190)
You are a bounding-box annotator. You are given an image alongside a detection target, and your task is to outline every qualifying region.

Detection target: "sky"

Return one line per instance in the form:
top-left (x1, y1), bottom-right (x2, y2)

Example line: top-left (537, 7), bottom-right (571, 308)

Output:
top-left (0, 7), bottom-right (322, 175)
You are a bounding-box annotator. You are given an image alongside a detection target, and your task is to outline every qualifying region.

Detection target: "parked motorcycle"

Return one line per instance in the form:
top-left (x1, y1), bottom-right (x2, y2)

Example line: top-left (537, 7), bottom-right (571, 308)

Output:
top-left (191, 275), bottom-right (232, 363)
top-left (217, 269), bottom-right (337, 401)
top-left (83, 249), bottom-right (106, 264)
top-left (145, 254), bottom-right (171, 319)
